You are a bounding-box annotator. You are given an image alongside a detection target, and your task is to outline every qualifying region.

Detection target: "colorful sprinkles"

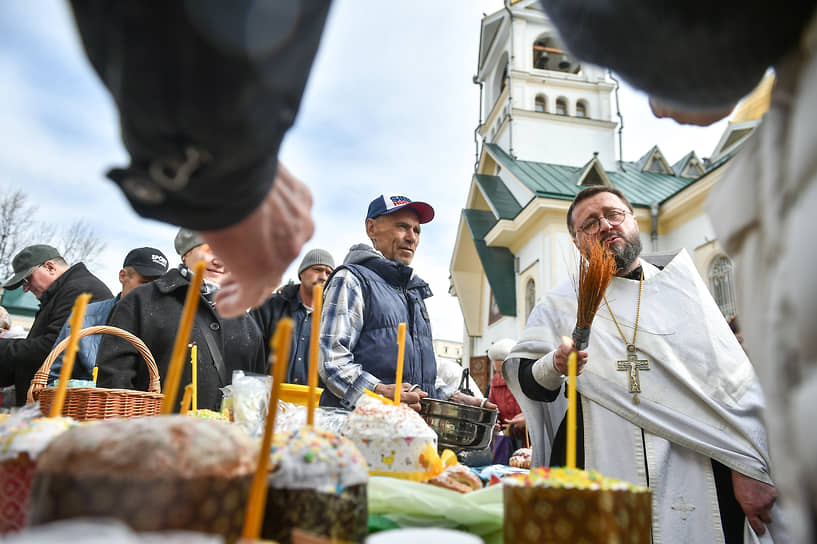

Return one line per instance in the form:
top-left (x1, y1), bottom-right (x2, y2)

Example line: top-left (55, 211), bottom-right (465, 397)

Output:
top-left (505, 466), bottom-right (650, 492)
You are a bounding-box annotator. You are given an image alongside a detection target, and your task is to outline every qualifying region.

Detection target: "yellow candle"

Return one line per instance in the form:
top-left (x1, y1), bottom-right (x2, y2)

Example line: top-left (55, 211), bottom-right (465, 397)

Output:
top-left (393, 323), bottom-right (406, 405)
top-left (160, 260), bottom-right (206, 414)
top-left (92, 366), bottom-right (98, 383)
top-left (566, 348), bottom-right (578, 469)
top-left (50, 293), bottom-right (92, 417)
top-left (307, 283), bottom-right (323, 426)
top-left (242, 317), bottom-right (293, 540)
top-left (190, 343), bottom-right (198, 412)
top-left (180, 384), bottom-right (193, 415)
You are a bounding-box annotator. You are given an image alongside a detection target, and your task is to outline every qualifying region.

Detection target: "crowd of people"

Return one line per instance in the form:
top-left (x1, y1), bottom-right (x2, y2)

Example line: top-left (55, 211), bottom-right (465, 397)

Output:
top-left (0, 194), bottom-right (490, 417)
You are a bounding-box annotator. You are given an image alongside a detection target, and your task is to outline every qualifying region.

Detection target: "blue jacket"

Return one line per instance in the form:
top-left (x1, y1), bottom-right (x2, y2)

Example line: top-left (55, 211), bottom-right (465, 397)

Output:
top-left (48, 295), bottom-right (120, 385)
top-left (320, 255), bottom-right (438, 408)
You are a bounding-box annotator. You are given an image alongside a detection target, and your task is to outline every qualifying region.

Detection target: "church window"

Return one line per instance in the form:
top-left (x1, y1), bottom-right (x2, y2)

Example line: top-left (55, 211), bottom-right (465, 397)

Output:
top-left (525, 279), bottom-right (536, 320)
top-left (535, 94), bottom-right (546, 113)
top-left (556, 97), bottom-right (567, 116)
top-left (708, 255), bottom-right (737, 319)
top-left (488, 289), bottom-right (502, 325)
top-left (576, 100), bottom-right (588, 118)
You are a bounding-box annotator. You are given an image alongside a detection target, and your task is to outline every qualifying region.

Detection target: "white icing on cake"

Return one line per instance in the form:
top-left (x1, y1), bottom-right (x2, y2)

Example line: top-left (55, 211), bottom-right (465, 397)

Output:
top-left (0, 417), bottom-right (76, 462)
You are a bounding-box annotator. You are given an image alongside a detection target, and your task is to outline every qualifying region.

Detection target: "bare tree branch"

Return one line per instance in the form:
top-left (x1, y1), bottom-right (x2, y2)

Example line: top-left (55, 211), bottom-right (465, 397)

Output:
top-left (0, 189), bottom-right (38, 279)
top-left (0, 188), bottom-right (107, 280)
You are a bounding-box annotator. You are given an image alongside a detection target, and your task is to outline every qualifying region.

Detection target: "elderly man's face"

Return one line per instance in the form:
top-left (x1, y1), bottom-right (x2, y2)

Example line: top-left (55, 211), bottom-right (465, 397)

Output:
top-left (184, 243), bottom-right (225, 285)
top-left (571, 192), bottom-right (642, 273)
top-left (366, 208), bottom-right (422, 266)
top-left (22, 261), bottom-right (58, 299)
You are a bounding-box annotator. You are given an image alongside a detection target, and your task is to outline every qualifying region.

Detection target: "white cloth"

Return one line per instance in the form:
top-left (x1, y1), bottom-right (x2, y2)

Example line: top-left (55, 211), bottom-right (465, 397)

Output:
top-left (707, 13), bottom-right (817, 542)
top-left (509, 250), bottom-right (783, 543)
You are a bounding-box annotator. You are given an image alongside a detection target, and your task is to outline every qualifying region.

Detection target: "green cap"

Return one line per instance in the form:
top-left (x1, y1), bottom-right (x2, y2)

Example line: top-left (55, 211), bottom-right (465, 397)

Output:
top-left (2, 244), bottom-right (61, 290)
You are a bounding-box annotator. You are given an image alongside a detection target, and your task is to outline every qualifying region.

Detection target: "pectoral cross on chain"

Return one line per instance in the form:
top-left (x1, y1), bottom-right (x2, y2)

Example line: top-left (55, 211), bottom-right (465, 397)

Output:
top-left (616, 344), bottom-right (649, 404)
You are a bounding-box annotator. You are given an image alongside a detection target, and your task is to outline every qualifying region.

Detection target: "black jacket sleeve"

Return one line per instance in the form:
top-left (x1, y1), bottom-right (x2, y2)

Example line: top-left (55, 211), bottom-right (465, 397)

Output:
top-left (69, 0), bottom-right (332, 230)
top-left (517, 357), bottom-right (562, 402)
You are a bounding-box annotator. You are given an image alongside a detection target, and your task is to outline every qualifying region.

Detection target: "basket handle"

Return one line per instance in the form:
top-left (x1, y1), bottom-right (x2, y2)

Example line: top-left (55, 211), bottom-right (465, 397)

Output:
top-left (27, 325), bottom-right (161, 403)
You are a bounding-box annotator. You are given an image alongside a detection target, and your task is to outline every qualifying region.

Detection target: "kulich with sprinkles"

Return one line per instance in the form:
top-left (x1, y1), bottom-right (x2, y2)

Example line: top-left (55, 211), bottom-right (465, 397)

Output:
top-left (262, 426), bottom-right (368, 544)
top-left (504, 467), bottom-right (652, 543)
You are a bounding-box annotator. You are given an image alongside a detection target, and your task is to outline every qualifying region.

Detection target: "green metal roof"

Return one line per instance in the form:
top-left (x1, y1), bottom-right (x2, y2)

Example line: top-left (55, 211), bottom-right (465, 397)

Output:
top-left (462, 209), bottom-right (516, 316)
top-left (474, 175), bottom-right (521, 219)
top-left (484, 143), bottom-right (704, 208)
top-left (1, 288), bottom-right (40, 318)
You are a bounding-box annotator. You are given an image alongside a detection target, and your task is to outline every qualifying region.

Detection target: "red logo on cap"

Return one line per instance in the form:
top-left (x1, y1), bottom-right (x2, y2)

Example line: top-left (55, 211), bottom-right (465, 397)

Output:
top-left (390, 196), bottom-right (410, 206)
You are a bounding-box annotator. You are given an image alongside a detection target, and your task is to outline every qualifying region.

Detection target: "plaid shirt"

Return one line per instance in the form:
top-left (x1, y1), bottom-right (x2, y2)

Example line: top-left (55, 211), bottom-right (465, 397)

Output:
top-left (319, 268), bottom-right (455, 409)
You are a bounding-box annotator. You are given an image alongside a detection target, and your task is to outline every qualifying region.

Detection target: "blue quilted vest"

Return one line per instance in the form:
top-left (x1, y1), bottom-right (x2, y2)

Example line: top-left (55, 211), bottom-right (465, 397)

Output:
top-left (321, 257), bottom-right (438, 407)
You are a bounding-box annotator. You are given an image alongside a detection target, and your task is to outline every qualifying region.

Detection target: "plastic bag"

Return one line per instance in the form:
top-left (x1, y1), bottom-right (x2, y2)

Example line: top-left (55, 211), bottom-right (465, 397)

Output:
top-left (367, 476), bottom-right (503, 544)
top-left (229, 370), bottom-right (272, 438)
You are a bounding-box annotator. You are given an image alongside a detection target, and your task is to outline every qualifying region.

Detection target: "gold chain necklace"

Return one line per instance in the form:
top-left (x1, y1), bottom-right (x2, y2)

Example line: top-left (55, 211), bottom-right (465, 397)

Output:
top-left (603, 268), bottom-right (650, 404)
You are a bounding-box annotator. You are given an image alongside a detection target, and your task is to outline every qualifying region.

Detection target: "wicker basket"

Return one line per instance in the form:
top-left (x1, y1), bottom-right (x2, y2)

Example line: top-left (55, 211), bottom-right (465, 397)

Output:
top-left (27, 326), bottom-right (163, 420)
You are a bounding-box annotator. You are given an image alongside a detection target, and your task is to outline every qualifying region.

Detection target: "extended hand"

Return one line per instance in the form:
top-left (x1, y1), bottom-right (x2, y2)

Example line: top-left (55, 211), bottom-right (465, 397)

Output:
top-left (450, 391), bottom-right (497, 410)
top-left (731, 470), bottom-right (777, 535)
top-left (649, 96), bottom-right (735, 127)
top-left (553, 342), bottom-right (588, 375)
top-left (206, 163), bottom-right (314, 317)
top-left (375, 382), bottom-right (427, 411)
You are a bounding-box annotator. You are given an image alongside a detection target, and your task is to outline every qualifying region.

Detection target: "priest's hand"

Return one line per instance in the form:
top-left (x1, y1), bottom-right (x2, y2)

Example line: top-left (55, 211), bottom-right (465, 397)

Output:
top-left (553, 342), bottom-right (589, 375)
top-left (649, 96), bottom-right (736, 127)
top-left (731, 470), bottom-right (777, 535)
top-left (374, 382), bottom-right (427, 411)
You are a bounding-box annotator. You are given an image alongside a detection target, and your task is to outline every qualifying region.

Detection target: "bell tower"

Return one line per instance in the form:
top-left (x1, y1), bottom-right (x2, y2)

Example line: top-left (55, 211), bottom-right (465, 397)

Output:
top-left (475, 0), bottom-right (618, 168)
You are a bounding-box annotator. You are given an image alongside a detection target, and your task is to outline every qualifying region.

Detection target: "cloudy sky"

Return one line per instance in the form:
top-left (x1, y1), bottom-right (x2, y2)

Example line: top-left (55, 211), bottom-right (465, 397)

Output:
top-left (0, 0), bottom-right (729, 341)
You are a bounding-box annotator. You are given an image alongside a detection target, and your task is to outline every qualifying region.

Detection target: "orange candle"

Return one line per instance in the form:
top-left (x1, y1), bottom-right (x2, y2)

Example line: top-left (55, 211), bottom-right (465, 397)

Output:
top-left (306, 283), bottom-right (323, 426)
top-left (50, 293), bottom-right (92, 417)
top-left (160, 260), bottom-right (205, 414)
top-left (566, 347), bottom-right (578, 469)
top-left (393, 323), bottom-right (406, 405)
top-left (242, 317), bottom-right (293, 540)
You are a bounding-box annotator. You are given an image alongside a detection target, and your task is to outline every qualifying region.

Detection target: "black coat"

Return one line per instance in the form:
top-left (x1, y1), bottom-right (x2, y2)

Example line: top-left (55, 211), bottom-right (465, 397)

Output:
top-left (96, 269), bottom-right (266, 411)
top-left (252, 282), bottom-right (301, 363)
top-left (0, 263), bottom-right (112, 406)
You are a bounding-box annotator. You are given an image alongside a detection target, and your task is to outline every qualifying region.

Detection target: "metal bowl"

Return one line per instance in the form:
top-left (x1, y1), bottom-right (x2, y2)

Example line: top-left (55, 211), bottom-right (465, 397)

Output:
top-left (419, 398), bottom-right (498, 451)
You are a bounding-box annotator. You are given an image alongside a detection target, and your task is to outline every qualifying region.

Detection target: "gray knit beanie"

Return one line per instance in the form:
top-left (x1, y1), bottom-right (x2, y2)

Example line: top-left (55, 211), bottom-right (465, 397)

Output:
top-left (298, 249), bottom-right (335, 276)
top-left (174, 228), bottom-right (204, 258)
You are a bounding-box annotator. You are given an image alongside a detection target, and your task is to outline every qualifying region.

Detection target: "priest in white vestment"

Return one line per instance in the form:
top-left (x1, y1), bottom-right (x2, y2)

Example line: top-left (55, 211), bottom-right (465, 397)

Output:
top-left (507, 187), bottom-right (784, 543)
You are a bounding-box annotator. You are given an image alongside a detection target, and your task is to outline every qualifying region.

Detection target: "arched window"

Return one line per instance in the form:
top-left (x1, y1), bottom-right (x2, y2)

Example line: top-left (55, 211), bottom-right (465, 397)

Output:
top-left (533, 37), bottom-right (550, 69)
top-left (576, 100), bottom-right (588, 118)
top-left (556, 97), bottom-right (567, 116)
top-left (708, 255), bottom-right (737, 319)
top-left (534, 94), bottom-right (546, 113)
top-left (525, 279), bottom-right (536, 320)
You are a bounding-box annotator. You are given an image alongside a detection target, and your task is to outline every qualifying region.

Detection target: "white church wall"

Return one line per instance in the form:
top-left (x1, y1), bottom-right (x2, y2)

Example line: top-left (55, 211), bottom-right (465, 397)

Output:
top-left (659, 213), bottom-right (716, 257)
top-left (512, 117), bottom-right (616, 167)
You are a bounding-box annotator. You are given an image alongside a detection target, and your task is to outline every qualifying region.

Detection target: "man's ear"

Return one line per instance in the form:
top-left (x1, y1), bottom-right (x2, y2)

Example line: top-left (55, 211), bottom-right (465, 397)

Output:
top-left (365, 218), bottom-right (377, 240)
top-left (118, 268), bottom-right (128, 286)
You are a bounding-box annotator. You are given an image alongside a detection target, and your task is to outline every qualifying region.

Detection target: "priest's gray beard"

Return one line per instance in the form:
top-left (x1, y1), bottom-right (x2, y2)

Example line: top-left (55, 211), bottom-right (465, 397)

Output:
top-left (606, 231), bottom-right (642, 272)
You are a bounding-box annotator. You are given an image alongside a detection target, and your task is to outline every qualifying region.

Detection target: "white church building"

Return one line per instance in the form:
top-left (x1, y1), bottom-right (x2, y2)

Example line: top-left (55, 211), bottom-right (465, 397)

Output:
top-left (449, 0), bottom-right (766, 392)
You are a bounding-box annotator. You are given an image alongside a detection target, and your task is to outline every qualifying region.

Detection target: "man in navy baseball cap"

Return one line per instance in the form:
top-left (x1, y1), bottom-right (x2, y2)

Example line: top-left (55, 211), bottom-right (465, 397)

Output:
top-left (318, 193), bottom-right (493, 414)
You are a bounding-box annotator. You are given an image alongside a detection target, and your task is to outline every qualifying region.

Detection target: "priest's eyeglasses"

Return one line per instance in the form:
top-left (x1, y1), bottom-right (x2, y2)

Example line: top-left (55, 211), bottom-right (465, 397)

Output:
top-left (577, 209), bottom-right (628, 235)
